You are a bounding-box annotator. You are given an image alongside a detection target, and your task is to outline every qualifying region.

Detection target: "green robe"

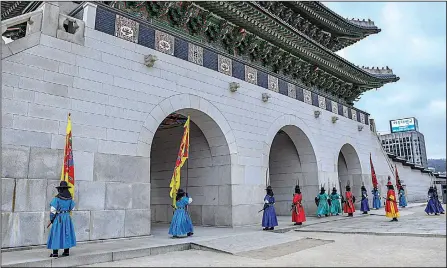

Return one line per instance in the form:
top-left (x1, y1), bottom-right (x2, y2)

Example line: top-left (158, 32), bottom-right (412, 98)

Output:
top-left (330, 193), bottom-right (342, 215)
top-left (316, 193), bottom-right (330, 216)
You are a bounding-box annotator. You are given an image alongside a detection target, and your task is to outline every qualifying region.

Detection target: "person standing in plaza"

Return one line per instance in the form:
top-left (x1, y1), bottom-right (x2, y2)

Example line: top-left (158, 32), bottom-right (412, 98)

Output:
top-left (433, 185), bottom-right (445, 214)
top-left (385, 180), bottom-right (399, 221)
top-left (329, 187), bottom-right (342, 216)
top-left (398, 185), bottom-right (407, 208)
top-left (315, 186), bottom-right (330, 218)
top-left (343, 182), bottom-right (355, 217)
top-left (360, 184), bottom-right (370, 214)
top-left (262, 186), bottom-right (278, 230)
top-left (291, 184), bottom-right (306, 225)
top-left (424, 186), bottom-right (438, 215)
top-left (169, 189), bottom-right (194, 238)
top-left (47, 181), bottom-right (76, 257)
top-left (372, 186), bottom-right (381, 209)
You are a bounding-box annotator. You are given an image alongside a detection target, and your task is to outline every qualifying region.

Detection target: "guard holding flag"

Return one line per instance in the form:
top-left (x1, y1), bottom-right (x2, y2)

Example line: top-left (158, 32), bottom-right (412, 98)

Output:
top-left (168, 189), bottom-right (194, 238)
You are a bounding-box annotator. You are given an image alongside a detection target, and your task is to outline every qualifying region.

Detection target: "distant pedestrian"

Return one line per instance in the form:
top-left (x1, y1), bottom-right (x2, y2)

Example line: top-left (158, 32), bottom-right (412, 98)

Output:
top-left (47, 181), bottom-right (76, 257)
top-left (343, 181), bottom-right (355, 217)
top-left (360, 184), bottom-right (370, 214)
top-left (385, 180), bottom-right (399, 221)
top-left (372, 186), bottom-right (381, 209)
top-left (291, 184), bottom-right (306, 225)
top-left (169, 189), bottom-right (194, 238)
top-left (262, 186), bottom-right (278, 230)
top-left (433, 185), bottom-right (445, 214)
top-left (330, 187), bottom-right (342, 216)
top-left (315, 185), bottom-right (330, 218)
top-left (425, 186), bottom-right (439, 215)
top-left (398, 185), bottom-right (407, 208)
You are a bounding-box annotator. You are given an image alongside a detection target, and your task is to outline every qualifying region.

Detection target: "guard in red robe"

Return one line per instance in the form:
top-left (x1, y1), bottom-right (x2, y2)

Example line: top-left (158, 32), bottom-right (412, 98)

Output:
top-left (385, 180), bottom-right (399, 222)
top-left (291, 184), bottom-right (306, 225)
top-left (343, 182), bottom-right (355, 217)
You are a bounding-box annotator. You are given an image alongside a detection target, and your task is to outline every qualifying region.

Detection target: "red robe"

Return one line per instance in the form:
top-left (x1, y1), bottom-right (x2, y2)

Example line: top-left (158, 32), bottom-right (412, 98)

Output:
top-left (385, 189), bottom-right (400, 218)
top-left (343, 191), bottom-right (355, 213)
top-left (292, 193), bottom-right (306, 223)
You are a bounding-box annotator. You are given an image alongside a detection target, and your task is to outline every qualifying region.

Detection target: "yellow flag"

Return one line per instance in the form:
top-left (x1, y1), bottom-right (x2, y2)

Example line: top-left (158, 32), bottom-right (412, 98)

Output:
top-left (169, 116), bottom-right (190, 207)
top-left (61, 114), bottom-right (75, 199)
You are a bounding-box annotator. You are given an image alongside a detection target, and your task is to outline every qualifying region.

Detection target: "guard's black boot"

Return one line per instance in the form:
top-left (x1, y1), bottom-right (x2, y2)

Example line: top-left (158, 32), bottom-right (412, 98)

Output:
top-left (62, 249), bottom-right (69, 257)
top-left (50, 250), bottom-right (58, 257)
top-left (187, 232), bottom-right (193, 236)
top-left (362, 211), bottom-right (368, 214)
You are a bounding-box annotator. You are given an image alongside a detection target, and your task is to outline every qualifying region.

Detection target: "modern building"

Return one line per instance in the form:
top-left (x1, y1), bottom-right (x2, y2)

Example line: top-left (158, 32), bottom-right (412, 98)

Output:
top-left (1, 1), bottom-right (434, 249)
top-left (379, 117), bottom-right (428, 168)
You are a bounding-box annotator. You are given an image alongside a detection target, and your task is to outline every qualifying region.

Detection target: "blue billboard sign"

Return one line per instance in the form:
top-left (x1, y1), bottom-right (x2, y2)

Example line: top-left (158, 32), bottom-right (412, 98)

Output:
top-left (390, 118), bottom-right (417, 133)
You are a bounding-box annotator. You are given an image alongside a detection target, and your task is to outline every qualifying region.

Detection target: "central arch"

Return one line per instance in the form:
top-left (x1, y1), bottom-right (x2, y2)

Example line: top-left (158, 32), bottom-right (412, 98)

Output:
top-left (137, 94), bottom-right (237, 227)
top-left (263, 115), bottom-right (319, 215)
top-left (337, 143), bottom-right (362, 208)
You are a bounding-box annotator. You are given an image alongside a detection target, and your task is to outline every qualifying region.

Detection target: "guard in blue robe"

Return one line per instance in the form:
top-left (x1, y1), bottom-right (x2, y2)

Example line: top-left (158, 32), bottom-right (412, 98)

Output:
top-left (433, 185), bottom-right (445, 214)
top-left (315, 186), bottom-right (330, 217)
top-left (425, 186), bottom-right (439, 215)
top-left (398, 186), bottom-right (407, 208)
top-left (47, 181), bottom-right (76, 257)
top-left (169, 189), bottom-right (194, 238)
top-left (262, 186), bottom-right (278, 230)
top-left (372, 187), bottom-right (381, 209)
top-left (360, 185), bottom-right (370, 214)
top-left (329, 187), bottom-right (342, 216)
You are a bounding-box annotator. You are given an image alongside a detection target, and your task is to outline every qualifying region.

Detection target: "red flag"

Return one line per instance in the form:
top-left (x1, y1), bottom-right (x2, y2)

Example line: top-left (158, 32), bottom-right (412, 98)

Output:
top-left (61, 113), bottom-right (74, 199)
top-left (395, 164), bottom-right (401, 190)
top-left (370, 153), bottom-right (378, 188)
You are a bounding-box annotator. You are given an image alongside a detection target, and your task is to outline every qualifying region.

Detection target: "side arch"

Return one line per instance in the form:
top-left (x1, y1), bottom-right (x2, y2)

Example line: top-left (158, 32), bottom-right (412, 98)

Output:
top-left (337, 143), bottom-right (363, 207)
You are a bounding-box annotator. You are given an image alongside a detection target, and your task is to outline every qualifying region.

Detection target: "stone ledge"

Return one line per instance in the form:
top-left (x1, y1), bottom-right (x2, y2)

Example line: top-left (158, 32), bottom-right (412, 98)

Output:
top-left (295, 229), bottom-right (447, 238)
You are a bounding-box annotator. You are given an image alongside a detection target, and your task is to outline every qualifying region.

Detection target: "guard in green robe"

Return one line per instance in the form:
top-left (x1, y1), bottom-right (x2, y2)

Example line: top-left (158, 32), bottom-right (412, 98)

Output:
top-left (330, 187), bottom-right (342, 216)
top-left (315, 186), bottom-right (330, 217)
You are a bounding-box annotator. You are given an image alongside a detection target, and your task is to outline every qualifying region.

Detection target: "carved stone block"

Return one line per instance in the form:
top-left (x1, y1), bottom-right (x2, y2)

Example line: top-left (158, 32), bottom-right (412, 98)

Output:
top-left (245, 65), bottom-right (257, 85)
top-left (287, 83), bottom-right (296, 98)
top-left (351, 109), bottom-right (357, 121)
top-left (360, 113), bottom-right (365, 124)
top-left (218, 55), bottom-right (232, 76)
top-left (331, 101), bottom-right (338, 114)
top-left (318, 95), bottom-right (326, 109)
top-left (343, 106), bottom-right (348, 117)
top-left (268, 75), bottom-right (279, 93)
top-left (115, 15), bottom-right (139, 43)
top-left (188, 43), bottom-right (203, 65)
top-left (303, 89), bottom-right (312, 104)
top-left (155, 30), bottom-right (174, 55)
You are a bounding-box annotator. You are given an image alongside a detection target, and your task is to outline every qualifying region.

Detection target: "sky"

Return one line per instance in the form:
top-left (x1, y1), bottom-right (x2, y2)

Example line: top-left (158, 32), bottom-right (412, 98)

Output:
top-left (323, 2), bottom-right (446, 159)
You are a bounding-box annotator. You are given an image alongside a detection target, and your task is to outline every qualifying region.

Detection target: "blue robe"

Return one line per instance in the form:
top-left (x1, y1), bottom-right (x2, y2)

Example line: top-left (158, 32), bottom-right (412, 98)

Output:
top-left (169, 196), bottom-right (194, 236)
top-left (434, 191), bottom-right (445, 213)
top-left (330, 193), bottom-right (342, 215)
top-left (372, 189), bottom-right (381, 209)
top-left (316, 193), bottom-right (330, 216)
top-left (262, 195), bottom-right (278, 228)
top-left (425, 192), bottom-right (438, 215)
top-left (360, 190), bottom-right (370, 212)
top-left (398, 189), bottom-right (407, 207)
top-left (47, 197), bottom-right (76, 250)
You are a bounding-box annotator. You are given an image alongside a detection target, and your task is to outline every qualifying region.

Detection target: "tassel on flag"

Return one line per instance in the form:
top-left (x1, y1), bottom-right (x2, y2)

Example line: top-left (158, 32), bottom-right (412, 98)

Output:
top-left (169, 116), bottom-right (190, 207)
top-left (370, 153), bottom-right (378, 188)
top-left (61, 113), bottom-right (75, 199)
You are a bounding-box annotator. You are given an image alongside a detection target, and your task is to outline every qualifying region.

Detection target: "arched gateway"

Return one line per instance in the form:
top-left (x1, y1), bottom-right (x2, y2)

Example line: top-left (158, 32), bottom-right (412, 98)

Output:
top-left (263, 115), bottom-right (319, 215)
top-left (337, 143), bottom-right (363, 207)
top-left (137, 94), bottom-right (237, 227)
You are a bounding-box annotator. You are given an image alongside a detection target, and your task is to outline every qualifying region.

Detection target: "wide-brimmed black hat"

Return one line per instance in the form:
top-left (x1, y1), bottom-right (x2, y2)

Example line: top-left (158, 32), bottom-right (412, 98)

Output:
top-left (332, 187), bottom-right (337, 192)
top-left (56, 181), bottom-right (71, 189)
top-left (177, 189), bottom-right (185, 195)
top-left (266, 185), bottom-right (273, 191)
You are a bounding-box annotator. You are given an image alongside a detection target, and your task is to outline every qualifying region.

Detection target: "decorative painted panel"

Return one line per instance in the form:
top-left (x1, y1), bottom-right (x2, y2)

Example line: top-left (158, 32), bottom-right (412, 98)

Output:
top-left (268, 75), bottom-right (279, 93)
top-left (318, 95), bottom-right (326, 109)
top-left (245, 65), bottom-right (257, 85)
top-left (311, 92), bottom-right (319, 107)
top-left (155, 30), bottom-right (174, 55)
top-left (138, 25), bottom-right (155, 49)
top-left (218, 55), bottom-right (232, 76)
top-left (203, 48), bottom-right (218, 71)
top-left (95, 7), bottom-right (116, 36)
top-left (188, 43), bottom-right (203, 65)
top-left (351, 109), bottom-right (357, 121)
top-left (343, 106), bottom-right (348, 117)
top-left (360, 113), bottom-right (365, 124)
top-left (331, 101), bottom-right (338, 114)
top-left (115, 14), bottom-right (139, 43)
top-left (325, 98), bottom-right (332, 112)
top-left (174, 38), bottom-right (188, 61)
top-left (303, 89), bottom-right (312, 104)
top-left (232, 60), bottom-right (245, 80)
top-left (296, 87), bottom-right (304, 102)
top-left (278, 79), bottom-right (288, 96)
top-left (287, 83), bottom-right (296, 99)
top-left (257, 71), bottom-right (268, 88)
